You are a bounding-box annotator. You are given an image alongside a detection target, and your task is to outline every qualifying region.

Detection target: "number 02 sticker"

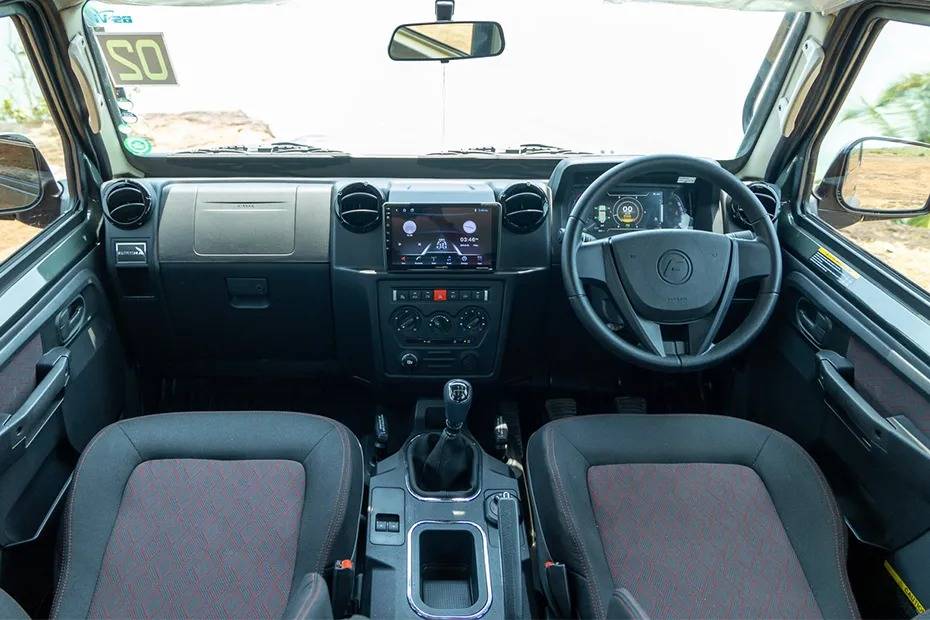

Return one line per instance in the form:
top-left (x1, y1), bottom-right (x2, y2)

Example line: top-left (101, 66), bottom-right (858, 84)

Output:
top-left (96, 33), bottom-right (177, 86)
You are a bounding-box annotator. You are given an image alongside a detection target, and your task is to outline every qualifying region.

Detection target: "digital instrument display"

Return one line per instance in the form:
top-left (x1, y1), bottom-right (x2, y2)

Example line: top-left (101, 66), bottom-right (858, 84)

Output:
top-left (386, 204), bottom-right (497, 270)
top-left (566, 184), bottom-right (695, 238)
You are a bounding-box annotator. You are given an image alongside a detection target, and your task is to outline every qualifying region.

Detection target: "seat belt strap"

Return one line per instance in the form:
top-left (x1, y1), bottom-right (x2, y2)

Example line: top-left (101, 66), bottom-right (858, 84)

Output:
top-left (544, 561), bottom-right (572, 618)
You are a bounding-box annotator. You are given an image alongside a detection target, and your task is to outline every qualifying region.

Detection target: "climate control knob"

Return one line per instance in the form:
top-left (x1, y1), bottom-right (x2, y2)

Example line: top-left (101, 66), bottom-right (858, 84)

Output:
top-left (391, 307), bottom-right (423, 338)
top-left (457, 307), bottom-right (490, 338)
top-left (427, 313), bottom-right (453, 337)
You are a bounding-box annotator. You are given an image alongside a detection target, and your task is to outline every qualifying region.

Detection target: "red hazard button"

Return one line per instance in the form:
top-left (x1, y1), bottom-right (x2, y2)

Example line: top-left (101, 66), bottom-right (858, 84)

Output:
top-left (433, 289), bottom-right (447, 302)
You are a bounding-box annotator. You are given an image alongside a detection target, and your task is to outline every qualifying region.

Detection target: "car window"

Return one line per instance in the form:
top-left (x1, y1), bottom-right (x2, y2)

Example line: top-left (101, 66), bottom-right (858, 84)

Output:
top-left (0, 18), bottom-right (68, 264)
top-left (811, 20), bottom-right (930, 293)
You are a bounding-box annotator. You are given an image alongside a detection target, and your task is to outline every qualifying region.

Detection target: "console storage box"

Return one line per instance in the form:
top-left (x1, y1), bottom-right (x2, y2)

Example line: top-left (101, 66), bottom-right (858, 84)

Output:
top-left (408, 522), bottom-right (490, 617)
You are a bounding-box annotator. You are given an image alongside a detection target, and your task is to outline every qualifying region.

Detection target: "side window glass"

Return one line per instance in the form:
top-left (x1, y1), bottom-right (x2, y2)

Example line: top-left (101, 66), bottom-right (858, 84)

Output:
top-left (811, 21), bottom-right (930, 292)
top-left (0, 18), bottom-right (68, 264)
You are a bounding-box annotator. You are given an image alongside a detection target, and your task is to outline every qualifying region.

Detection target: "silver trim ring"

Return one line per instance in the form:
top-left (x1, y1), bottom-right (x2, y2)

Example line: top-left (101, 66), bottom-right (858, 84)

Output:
top-left (406, 520), bottom-right (493, 620)
top-left (404, 433), bottom-right (482, 502)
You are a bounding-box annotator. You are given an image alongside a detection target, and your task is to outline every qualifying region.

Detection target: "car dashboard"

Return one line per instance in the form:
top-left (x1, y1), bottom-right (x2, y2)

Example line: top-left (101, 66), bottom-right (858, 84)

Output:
top-left (101, 158), bottom-right (729, 384)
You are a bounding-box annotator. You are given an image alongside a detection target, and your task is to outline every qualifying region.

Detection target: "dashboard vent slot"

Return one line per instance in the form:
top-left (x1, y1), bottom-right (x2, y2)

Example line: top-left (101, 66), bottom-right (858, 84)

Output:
top-left (500, 182), bottom-right (548, 233)
top-left (103, 180), bottom-right (151, 229)
top-left (730, 182), bottom-right (781, 227)
top-left (336, 183), bottom-right (383, 233)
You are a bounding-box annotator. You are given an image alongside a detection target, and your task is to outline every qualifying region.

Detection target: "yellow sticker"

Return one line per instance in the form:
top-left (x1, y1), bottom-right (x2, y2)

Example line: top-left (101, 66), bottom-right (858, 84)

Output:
top-left (885, 561), bottom-right (926, 614)
top-left (817, 247), bottom-right (860, 279)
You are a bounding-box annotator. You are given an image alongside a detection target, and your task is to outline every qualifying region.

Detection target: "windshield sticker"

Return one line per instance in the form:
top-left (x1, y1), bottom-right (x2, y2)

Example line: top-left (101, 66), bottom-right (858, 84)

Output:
top-left (94, 9), bottom-right (134, 26)
top-left (95, 33), bottom-right (177, 86)
top-left (123, 136), bottom-right (153, 156)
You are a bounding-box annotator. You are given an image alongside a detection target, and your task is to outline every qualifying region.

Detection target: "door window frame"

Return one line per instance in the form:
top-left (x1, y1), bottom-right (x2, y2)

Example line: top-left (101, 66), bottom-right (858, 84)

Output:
top-left (785, 5), bottom-right (930, 323)
top-left (0, 2), bottom-right (94, 294)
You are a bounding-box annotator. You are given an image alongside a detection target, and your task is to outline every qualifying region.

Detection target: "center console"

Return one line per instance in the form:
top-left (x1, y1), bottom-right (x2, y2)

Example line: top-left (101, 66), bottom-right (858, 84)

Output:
top-left (379, 281), bottom-right (503, 377)
top-left (364, 380), bottom-right (528, 619)
top-left (329, 178), bottom-right (551, 385)
top-left (379, 201), bottom-right (504, 378)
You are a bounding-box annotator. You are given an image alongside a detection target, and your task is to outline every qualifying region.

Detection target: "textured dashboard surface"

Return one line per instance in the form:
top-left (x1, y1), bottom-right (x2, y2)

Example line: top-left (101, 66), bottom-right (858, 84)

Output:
top-left (158, 182), bottom-right (332, 263)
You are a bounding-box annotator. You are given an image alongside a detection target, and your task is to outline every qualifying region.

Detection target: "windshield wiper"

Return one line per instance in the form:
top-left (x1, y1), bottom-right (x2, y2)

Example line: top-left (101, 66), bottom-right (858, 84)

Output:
top-left (259, 141), bottom-right (347, 154)
top-left (426, 143), bottom-right (592, 156)
top-left (174, 145), bottom-right (251, 155)
top-left (503, 143), bottom-right (592, 155)
top-left (173, 142), bottom-right (347, 155)
top-left (426, 146), bottom-right (498, 156)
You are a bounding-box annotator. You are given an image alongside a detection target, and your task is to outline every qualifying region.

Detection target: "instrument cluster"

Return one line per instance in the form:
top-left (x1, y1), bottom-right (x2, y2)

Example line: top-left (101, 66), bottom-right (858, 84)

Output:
top-left (577, 185), bottom-right (694, 238)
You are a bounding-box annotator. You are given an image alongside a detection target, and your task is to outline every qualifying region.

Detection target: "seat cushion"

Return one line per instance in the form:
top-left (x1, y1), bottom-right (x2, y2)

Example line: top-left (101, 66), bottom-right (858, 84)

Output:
top-left (526, 414), bottom-right (859, 620)
top-left (51, 411), bottom-right (363, 619)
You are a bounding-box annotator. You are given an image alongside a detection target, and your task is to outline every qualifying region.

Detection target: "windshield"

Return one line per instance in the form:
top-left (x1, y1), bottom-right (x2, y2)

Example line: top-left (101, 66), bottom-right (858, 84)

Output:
top-left (85, 0), bottom-right (788, 158)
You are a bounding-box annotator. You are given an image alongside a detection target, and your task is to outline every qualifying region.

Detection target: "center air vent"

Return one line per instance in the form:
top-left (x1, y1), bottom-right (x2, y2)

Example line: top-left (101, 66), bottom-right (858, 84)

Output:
top-left (729, 182), bottom-right (781, 228)
top-left (336, 182), bottom-right (383, 233)
top-left (500, 182), bottom-right (548, 233)
top-left (103, 180), bottom-right (151, 229)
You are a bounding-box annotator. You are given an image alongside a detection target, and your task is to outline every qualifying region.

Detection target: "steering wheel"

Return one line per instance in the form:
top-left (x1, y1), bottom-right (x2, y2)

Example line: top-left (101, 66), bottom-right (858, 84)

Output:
top-left (562, 155), bottom-right (782, 371)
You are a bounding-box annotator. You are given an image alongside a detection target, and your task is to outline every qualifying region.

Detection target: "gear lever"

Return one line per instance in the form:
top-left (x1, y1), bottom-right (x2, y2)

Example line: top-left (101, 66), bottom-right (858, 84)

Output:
top-left (443, 379), bottom-right (472, 433)
top-left (416, 379), bottom-right (476, 493)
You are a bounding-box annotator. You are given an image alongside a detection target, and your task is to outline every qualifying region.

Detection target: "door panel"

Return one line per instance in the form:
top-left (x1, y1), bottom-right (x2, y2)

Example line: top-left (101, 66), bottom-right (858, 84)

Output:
top-left (845, 338), bottom-right (930, 440)
top-left (0, 249), bottom-right (125, 547)
top-left (740, 252), bottom-right (930, 550)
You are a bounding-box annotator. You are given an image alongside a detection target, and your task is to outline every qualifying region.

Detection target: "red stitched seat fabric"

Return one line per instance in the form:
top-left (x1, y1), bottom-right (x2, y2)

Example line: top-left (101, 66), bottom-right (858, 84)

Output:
top-left (88, 459), bottom-right (305, 619)
top-left (587, 462), bottom-right (821, 619)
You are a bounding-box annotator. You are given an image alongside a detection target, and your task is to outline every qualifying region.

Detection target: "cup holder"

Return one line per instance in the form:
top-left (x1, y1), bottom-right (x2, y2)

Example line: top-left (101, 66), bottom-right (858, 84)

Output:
top-left (408, 521), bottom-right (490, 619)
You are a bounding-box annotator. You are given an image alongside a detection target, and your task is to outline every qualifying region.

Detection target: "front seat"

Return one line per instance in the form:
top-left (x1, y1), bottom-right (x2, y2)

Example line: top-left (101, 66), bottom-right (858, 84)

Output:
top-left (50, 411), bottom-right (363, 619)
top-left (527, 414), bottom-right (859, 620)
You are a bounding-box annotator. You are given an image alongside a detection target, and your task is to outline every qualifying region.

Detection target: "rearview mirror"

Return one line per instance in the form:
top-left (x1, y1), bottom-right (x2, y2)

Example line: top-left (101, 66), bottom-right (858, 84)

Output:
top-left (816, 137), bottom-right (930, 218)
top-left (389, 21), bottom-right (504, 61)
top-left (0, 133), bottom-right (62, 226)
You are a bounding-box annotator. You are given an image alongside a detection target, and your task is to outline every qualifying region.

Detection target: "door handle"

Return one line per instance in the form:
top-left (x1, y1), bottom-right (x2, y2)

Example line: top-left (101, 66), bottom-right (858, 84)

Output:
top-left (797, 299), bottom-right (831, 346)
top-left (0, 348), bottom-right (70, 473)
top-left (55, 295), bottom-right (85, 344)
top-left (816, 351), bottom-right (891, 451)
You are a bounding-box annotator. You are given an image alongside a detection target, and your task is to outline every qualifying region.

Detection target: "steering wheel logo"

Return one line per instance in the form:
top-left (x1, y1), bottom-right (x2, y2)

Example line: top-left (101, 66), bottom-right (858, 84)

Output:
top-left (657, 250), bottom-right (693, 285)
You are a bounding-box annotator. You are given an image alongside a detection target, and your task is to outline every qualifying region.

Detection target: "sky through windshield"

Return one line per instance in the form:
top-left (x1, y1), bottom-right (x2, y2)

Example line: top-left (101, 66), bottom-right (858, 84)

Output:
top-left (87, 0), bottom-right (787, 157)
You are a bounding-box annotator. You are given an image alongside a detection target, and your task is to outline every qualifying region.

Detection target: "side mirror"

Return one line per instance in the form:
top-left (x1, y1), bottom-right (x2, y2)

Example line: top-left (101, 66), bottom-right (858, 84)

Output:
top-left (0, 133), bottom-right (62, 227)
top-left (389, 21), bottom-right (504, 62)
top-left (816, 137), bottom-right (930, 226)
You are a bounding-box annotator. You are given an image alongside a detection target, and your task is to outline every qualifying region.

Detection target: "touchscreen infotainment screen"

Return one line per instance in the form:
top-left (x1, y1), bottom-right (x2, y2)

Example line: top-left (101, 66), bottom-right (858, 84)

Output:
top-left (386, 204), bottom-right (497, 270)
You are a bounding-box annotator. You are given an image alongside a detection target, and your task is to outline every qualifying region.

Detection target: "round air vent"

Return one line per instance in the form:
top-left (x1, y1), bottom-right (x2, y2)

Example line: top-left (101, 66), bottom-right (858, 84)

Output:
top-left (336, 182), bottom-right (383, 233)
top-left (103, 180), bottom-right (151, 229)
top-left (500, 182), bottom-right (548, 233)
top-left (729, 182), bottom-right (781, 228)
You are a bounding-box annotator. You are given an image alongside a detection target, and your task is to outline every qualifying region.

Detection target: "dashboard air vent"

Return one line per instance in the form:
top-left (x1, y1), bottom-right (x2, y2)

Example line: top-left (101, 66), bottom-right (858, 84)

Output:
top-left (500, 182), bottom-right (548, 233)
top-left (103, 180), bottom-right (151, 228)
top-left (729, 182), bottom-right (781, 228)
top-left (336, 182), bottom-right (383, 233)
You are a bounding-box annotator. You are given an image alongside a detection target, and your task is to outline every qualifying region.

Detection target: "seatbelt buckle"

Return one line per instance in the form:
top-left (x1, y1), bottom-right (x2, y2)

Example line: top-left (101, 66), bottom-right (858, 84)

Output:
top-left (544, 560), bottom-right (572, 618)
top-left (331, 559), bottom-right (355, 618)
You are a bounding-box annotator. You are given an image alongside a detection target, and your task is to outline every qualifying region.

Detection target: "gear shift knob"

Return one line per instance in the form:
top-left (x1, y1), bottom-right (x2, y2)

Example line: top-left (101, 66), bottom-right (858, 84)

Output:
top-left (443, 379), bottom-right (472, 432)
